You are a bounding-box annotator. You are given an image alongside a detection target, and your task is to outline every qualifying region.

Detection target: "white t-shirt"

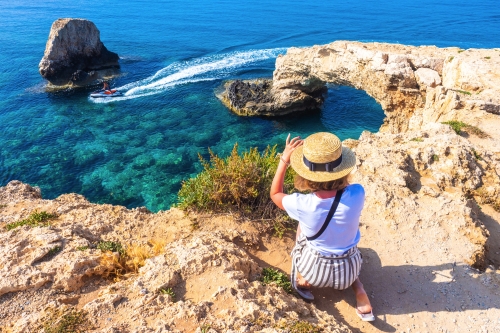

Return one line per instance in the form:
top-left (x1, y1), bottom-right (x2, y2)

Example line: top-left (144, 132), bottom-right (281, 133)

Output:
top-left (282, 184), bottom-right (365, 255)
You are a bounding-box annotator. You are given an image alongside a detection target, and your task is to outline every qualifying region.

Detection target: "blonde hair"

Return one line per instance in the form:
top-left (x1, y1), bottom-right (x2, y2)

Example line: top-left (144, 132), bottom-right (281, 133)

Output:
top-left (294, 173), bottom-right (350, 192)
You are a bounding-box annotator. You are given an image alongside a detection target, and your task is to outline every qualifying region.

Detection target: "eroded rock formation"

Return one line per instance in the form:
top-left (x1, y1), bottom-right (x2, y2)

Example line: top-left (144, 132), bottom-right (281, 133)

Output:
top-left (220, 79), bottom-right (326, 116)
top-left (220, 41), bottom-right (500, 135)
top-left (39, 18), bottom-right (120, 87)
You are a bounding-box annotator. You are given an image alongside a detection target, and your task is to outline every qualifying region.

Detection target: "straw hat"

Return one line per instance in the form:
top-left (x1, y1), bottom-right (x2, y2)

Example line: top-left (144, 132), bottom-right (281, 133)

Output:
top-left (290, 132), bottom-right (356, 182)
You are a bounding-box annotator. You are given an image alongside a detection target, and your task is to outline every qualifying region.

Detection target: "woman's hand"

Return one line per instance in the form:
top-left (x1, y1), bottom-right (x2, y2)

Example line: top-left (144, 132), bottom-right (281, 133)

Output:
top-left (281, 134), bottom-right (303, 163)
top-left (270, 134), bottom-right (303, 210)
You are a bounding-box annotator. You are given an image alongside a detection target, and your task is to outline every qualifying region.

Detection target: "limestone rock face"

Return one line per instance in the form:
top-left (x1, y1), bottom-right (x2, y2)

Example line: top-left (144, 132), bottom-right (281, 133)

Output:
top-left (38, 18), bottom-right (120, 86)
top-left (415, 68), bottom-right (441, 88)
top-left (352, 123), bottom-right (492, 268)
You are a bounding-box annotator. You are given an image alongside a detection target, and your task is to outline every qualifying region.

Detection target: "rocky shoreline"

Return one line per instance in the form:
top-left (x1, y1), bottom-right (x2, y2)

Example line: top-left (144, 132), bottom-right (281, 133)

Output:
top-left (1, 41), bottom-right (500, 332)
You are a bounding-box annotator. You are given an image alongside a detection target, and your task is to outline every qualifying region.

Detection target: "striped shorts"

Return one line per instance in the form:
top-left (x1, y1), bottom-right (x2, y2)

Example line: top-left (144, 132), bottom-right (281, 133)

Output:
top-left (291, 235), bottom-right (362, 290)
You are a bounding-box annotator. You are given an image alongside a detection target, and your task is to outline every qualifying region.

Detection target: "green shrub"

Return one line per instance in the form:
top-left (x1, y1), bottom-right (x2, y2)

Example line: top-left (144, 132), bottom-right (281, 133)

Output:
top-left (97, 241), bottom-right (125, 255)
top-left (48, 246), bottom-right (61, 256)
top-left (484, 56), bottom-right (491, 59)
top-left (410, 137), bottom-right (423, 142)
top-left (260, 267), bottom-right (293, 294)
top-left (442, 120), bottom-right (467, 134)
top-left (432, 154), bottom-right (439, 162)
top-left (5, 210), bottom-right (57, 231)
top-left (43, 309), bottom-right (90, 333)
top-left (76, 246), bottom-right (89, 251)
top-left (177, 143), bottom-right (295, 223)
top-left (442, 120), bottom-right (489, 138)
top-left (276, 320), bottom-right (322, 333)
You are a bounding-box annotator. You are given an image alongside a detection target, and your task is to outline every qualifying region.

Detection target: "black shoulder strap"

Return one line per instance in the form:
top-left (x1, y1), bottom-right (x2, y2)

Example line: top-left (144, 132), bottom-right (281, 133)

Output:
top-left (306, 188), bottom-right (344, 241)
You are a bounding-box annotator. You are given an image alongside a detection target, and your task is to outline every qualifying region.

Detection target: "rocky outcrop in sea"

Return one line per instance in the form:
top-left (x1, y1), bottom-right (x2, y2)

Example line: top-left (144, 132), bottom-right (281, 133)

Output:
top-left (38, 18), bottom-right (120, 87)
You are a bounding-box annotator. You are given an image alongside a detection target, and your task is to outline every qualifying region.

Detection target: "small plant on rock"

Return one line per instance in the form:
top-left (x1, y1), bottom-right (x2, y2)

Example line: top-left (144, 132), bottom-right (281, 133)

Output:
top-left (42, 309), bottom-right (91, 333)
top-left (410, 137), bottom-right (423, 142)
top-left (456, 89), bottom-right (472, 95)
top-left (5, 210), bottom-right (57, 231)
top-left (442, 120), bottom-right (489, 138)
top-left (260, 267), bottom-right (293, 294)
top-left (276, 320), bottom-right (322, 333)
top-left (97, 241), bottom-right (125, 255)
top-left (47, 246), bottom-right (61, 256)
top-left (200, 324), bottom-right (211, 333)
top-left (432, 154), bottom-right (439, 161)
top-left (159, 287), bottom-right (176, 301)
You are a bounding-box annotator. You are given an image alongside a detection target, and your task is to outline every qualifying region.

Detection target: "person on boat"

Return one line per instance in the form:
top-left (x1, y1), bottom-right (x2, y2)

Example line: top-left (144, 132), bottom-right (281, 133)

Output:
top-left (102, 81), bottom-right (110, 92)
top-left (270, 132), bottom-right (375, 322)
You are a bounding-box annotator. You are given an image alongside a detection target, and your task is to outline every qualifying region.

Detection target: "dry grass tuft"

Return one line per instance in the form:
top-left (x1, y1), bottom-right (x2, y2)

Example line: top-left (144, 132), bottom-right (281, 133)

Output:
top-left (149, 238), bottom-right (167, 255)
top-left (97, 239), bottom-right (167, 280)
top-left (125, 244), bottom-right (151, 272)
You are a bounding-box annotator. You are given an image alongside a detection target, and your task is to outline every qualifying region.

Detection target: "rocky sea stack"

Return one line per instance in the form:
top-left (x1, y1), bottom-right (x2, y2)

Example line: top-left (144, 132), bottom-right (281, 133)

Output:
top-left (218, 79), bottom-right (326, 116)
top-left (38, 18), bottom-right (120, 87)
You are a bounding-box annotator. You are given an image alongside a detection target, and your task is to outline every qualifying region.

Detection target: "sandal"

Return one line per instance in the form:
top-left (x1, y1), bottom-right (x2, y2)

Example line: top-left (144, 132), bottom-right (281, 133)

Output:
top-left (356, 309), bottom-right (375, 322)
top-left (295, 286), bottom-right (314, 300)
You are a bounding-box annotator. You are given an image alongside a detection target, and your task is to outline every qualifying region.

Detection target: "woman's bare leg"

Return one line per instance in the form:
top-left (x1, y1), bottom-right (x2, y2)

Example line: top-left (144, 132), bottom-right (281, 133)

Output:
top-left (351, 278), bottom-right (373, 314)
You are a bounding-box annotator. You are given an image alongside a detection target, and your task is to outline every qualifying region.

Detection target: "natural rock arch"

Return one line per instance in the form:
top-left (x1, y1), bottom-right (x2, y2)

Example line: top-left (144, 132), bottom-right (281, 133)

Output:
top-left (221, 41), bottom-right (500, 134)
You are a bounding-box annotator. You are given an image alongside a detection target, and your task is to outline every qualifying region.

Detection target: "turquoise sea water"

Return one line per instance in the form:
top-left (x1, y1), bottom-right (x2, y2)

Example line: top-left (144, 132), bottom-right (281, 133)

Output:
top-left (1, 0), bottom-right (499, 211)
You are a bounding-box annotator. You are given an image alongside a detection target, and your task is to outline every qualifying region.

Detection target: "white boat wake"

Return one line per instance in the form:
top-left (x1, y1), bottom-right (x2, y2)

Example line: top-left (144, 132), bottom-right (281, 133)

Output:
top-left (90, 48), bottom-right (287, 103)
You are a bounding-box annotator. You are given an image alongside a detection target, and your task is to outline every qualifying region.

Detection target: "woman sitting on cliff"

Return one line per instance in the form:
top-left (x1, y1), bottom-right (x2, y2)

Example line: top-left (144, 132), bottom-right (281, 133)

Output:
top-left (270, 132), bottom-right (374, 321)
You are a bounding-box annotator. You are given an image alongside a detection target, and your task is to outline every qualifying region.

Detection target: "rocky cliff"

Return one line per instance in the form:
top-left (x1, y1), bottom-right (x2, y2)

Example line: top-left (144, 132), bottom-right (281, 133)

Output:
top-left (220, 41), bottom-right (500, 135)
top-left (39, 18), bottom-right (120, 87)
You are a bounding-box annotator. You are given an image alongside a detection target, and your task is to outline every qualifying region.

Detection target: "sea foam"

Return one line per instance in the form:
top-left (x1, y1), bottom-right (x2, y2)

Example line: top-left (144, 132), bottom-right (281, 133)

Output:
top-left (90, 48), bottom-right (286, 103)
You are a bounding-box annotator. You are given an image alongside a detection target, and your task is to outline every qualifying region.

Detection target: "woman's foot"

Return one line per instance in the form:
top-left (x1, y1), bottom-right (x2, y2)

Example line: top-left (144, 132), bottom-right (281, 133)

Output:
top-left (296, 276), bottom-right (311, 289)
top-left (295, 276), bottom-right (314, 300)
top-left (351, 278), bottom-right (374, 320)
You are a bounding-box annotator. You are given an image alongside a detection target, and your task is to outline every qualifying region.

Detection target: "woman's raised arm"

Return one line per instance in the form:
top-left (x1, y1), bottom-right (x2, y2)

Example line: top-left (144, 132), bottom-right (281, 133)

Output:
top-left (270, 134), bottom-right (302, 210)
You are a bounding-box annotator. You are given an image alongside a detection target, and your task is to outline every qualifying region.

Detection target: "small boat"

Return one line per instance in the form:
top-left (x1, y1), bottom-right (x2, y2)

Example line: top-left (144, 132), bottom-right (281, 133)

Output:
top-left (90, 89), bottom-right (122, 98)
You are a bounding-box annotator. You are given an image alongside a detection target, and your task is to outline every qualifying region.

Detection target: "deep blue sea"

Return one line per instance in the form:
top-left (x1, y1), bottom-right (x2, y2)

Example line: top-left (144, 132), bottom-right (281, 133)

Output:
top-left (1, 0), bottom-right (499, 211)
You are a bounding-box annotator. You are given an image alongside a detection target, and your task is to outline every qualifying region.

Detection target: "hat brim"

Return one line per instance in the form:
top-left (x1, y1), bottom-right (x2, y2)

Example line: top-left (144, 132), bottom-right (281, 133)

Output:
top-left (290, 145), bottom-right (356, 182)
